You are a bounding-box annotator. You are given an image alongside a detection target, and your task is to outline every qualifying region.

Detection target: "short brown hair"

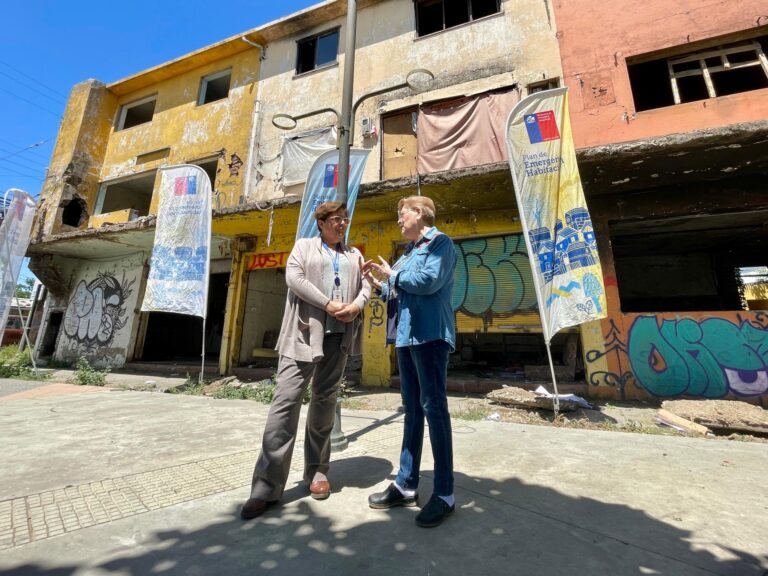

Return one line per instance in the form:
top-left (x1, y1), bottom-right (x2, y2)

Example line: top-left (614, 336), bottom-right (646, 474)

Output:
top-left (314, 201), bottom-right (347, 230)
top-left (398, 196), bottom-right (436, 226)
top-left (315, 201), bottom-right (347, 220)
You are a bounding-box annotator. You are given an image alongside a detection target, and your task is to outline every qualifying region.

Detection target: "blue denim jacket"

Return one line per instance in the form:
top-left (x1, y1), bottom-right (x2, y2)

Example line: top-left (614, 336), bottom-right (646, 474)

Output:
top-left (379, 227), bottom-right (457, 351)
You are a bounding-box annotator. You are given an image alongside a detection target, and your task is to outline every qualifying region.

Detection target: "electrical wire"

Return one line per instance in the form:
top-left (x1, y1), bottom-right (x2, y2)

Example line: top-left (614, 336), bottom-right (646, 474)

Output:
top-left (0, 146), bottom-right (48, 170)
top-left (0, 59), bottom-right (68, 99)
top-left (0, 70), bottom-right (66, 106)
top-left (0, 87), bottom-right (62, 118)
top-left (0, 139), bottom-right (54, 163)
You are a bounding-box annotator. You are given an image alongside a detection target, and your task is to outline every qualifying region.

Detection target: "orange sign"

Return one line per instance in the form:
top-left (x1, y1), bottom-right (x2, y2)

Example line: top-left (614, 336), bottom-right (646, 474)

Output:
top-left (247, 252), bottom-right (289, 270)
top-left (247, 245), bottom-right (365, 272)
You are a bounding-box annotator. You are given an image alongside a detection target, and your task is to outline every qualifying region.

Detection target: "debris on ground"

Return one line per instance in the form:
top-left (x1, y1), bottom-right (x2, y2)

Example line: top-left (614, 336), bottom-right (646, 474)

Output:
top-left (655, 408), bottom-right (712, 436)
top-left (486, 386), bottom-right (581, 412)
top-left (662, 399), bottom-right (768, 436)
top-left (533, 385), bottom-right (594, 409)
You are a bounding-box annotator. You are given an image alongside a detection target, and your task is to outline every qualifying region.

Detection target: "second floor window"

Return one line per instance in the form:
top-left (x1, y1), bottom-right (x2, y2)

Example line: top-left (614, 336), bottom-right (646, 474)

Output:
top-left (628, 35), bottom-right (768, 112)
top-left (296, 29), bottom-right (339, 75)
top-left (415, 0), bottom-right (500, 37)
top-left (116, 95), bottom-right (157, 131)
top-left (198, 69), bottom-right (232, 105)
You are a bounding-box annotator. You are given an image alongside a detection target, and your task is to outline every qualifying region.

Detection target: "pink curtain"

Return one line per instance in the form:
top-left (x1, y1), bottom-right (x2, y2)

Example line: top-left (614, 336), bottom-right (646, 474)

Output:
top-left (416, 88), bottom-right (520, 174)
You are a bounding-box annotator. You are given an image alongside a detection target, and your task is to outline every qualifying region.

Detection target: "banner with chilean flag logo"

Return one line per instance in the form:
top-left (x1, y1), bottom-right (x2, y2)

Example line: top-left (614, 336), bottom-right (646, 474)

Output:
top-left (296, 148), bottom-right (370, 240)
top-left (505, 87), bottom-right (606, 343)
top-left (141, 165), bottom-right (211, 318)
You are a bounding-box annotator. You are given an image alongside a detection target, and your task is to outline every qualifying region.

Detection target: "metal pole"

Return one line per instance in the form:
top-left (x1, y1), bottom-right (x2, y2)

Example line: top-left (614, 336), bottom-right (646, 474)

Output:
top-left (336, 0), bottom-right (357, 204)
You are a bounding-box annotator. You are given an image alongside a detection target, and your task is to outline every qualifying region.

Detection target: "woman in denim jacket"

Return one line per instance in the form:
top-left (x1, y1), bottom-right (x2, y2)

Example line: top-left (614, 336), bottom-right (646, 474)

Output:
top-left (363, 195), bottom-right (457, 528)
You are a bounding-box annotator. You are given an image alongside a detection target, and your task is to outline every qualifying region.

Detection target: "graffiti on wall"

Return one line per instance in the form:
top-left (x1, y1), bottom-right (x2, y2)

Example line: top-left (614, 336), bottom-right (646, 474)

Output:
top-left (584, 319), bottom-right (636, 399)
top-left (452, 235), bottom-right (538, 328)
top-left (62, 272), bottom-right (136, 349)
top-left (627, 314), bottom-right (768, 398)
top-left (586, 313), bottom-right (768, 399)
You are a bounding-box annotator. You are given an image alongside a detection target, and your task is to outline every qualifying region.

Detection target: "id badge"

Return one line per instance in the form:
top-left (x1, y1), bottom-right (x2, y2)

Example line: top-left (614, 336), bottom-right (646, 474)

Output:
top-left (332, 286), bottom-right (343, 302)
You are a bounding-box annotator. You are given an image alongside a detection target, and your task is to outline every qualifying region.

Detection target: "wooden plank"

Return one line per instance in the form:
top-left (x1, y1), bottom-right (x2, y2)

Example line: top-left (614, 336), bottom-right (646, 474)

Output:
top-left (656, 408), bottom-right (711, 435)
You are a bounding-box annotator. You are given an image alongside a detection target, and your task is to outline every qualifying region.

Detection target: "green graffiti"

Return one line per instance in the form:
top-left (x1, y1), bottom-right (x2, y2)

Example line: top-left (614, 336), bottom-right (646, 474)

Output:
top-left (451, 235), bottom-right (538, 317)
top-left (628, 316), bottom-right (768, 398)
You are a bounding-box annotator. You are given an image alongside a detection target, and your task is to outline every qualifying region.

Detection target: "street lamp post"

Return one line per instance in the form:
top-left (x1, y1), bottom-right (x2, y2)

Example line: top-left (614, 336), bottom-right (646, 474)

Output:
top-left (336, 0), bottom-right (358, 204)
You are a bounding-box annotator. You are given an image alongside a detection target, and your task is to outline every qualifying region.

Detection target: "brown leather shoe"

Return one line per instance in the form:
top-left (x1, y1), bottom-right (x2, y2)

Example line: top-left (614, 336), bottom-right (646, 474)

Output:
top-left (309, 480), bottom-right (331, 500)
top-left (240, 498), bottom-right (276, 520)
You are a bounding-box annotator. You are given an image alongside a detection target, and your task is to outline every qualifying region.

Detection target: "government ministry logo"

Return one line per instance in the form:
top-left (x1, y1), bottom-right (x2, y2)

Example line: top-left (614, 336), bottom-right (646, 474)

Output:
top-left (524, 111), bottom-right (560, 144)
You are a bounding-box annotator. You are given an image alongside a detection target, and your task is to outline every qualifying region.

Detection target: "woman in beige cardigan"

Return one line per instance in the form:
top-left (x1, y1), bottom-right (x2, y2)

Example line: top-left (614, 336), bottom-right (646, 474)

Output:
top-left (241, 202), bottom-right (370, 520)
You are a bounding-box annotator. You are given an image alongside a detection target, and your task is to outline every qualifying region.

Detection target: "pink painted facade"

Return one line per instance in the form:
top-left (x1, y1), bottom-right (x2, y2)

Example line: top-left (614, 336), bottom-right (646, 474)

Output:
top-left (553, 0), bottom-right (768, 148)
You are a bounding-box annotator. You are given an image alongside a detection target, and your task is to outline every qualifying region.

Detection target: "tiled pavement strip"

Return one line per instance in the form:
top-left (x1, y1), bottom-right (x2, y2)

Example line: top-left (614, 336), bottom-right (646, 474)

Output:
top-left (0, 413), bottom-right (405, 551)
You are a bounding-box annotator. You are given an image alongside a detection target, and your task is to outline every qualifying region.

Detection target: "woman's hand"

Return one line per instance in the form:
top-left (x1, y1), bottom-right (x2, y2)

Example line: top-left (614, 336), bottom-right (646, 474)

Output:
top-left (362, 257), bottom-right (393, 279)
top-left (325, 300), bottom-right (344, 315)
top-left (334, 303), bottom-right (361, 323)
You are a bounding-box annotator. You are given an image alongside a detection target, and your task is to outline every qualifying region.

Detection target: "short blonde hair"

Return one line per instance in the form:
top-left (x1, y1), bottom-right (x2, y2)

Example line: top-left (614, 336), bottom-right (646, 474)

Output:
top-left (398, 196), bottom-right (436, 226)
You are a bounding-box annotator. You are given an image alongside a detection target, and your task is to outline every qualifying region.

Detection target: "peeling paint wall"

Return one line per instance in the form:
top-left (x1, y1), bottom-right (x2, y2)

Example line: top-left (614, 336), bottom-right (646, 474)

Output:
top-left (53, 253), bottom-right (144, 368)
top-left (37, 50), bottom-right (261, 240)
top-left (553, 0), bottom-right (768, 148)
top-left (104, 51), bottom-right (259, 213)
top-left (250, 0), bottom-right (562, 201)
top-left (35, 80), bottom-right (116, 238)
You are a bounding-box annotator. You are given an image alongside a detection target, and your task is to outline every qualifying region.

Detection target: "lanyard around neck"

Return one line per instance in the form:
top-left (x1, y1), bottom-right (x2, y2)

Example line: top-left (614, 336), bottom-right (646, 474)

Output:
top-left (322, 242), bottom-right (341, 286)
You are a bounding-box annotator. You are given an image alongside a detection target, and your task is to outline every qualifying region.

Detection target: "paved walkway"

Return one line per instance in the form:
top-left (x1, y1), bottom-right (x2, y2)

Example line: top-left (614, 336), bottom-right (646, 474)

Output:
top-left (0, 382), bottom-right (766, 575)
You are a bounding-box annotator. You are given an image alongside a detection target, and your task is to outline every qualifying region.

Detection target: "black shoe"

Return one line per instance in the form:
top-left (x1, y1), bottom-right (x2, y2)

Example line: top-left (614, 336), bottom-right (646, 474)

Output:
top-left (415, 494), bottom-right (454, 527)
top-left (368, 483), bottom-right (419, 509)
top-left (240, 498), bottom-right (277, 520)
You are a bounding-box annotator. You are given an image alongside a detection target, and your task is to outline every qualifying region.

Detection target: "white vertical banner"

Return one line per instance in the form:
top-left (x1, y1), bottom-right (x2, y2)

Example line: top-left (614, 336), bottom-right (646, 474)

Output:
top-left (296, 148), bottom-right (370, 240)
top-left (505, 87), bottom-right (607, 343)
top-left (141, 165), bottom-right (212, 318)
top-left (0, 189), bottom-right (36, 336)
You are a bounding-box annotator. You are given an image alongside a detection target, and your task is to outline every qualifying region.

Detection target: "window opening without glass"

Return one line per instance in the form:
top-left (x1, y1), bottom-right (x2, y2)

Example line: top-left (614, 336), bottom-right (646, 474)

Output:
top-left (198, 69), bottom-right (232, 105)
top-left (116, 95), bottom-right (157, 130)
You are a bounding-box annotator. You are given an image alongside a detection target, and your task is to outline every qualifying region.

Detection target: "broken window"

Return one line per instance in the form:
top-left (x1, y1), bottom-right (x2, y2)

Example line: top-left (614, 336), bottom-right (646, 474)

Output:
top-left (116, 95), bottom-right (157, 130)
top-left (198, 69), bottom-right (231, 105)
top-left (94, 171), bottom-right (157, 218)
top-left (611, 211), bottom-right (768, 312)
top-left (628, 35), bottom-right (768, 112)
top-left (740, 266), bottom-right (768, 311)
top-left (60, 197), bottom-right (87, 227)
top-left (296, 29), bottom-right (339, 75)
top-left (415, 0), bottom-right (501, 37)
top-left (527, 78), bottom-right (560, 94)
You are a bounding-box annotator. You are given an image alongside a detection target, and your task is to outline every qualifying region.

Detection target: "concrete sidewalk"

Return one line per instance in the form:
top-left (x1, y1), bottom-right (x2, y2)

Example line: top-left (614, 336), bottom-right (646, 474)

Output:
top-left (0, 383), bottom-right (766, 575)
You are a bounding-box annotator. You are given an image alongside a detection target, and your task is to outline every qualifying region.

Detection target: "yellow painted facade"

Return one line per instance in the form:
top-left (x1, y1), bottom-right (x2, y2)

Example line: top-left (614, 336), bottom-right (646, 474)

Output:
top-left (35, 45), bottom-right (261, 240)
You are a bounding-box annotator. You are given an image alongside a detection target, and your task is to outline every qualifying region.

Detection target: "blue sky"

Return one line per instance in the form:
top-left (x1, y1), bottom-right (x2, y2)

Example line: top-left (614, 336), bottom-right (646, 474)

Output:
top-left (1, 0), bottom-right (319, 281)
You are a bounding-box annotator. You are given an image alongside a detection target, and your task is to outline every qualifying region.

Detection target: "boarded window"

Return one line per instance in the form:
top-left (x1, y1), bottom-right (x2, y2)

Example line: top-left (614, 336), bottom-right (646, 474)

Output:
top-left (415, 0), bottom-right (501, 37)
top-left (381, 109), bottom-right (417, 179)
top-left (628, 34), bottom-right (768, 112)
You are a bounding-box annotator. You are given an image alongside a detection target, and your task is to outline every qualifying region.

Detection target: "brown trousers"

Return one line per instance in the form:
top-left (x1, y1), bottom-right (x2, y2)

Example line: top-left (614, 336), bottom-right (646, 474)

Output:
top-left (249, 333), bottom-right (347, 501)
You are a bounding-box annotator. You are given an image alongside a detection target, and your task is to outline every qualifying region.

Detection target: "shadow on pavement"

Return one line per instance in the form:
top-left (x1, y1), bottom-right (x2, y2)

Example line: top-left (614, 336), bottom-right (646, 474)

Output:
top-left (3, 467), bottom-right (765, 576)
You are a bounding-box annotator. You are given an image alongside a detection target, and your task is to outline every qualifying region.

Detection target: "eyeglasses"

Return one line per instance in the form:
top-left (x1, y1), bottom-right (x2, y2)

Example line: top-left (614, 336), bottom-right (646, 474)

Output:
top-left (326, 216), bottom-right (350, 225)
top-left (397, 208), bottom-right (417, 221)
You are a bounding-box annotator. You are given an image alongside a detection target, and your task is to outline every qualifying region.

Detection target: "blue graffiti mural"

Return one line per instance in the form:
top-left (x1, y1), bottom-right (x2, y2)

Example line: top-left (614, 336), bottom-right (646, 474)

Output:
top-left (628, 316), bottom-right (768, 398)
top-left (452, 235), bottom-right (538, 324)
